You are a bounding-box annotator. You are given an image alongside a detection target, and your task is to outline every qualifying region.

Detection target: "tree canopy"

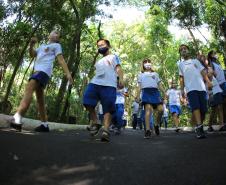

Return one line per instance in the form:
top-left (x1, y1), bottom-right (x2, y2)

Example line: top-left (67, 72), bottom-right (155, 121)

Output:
top-left (0, 0), bottom-right (226, 125)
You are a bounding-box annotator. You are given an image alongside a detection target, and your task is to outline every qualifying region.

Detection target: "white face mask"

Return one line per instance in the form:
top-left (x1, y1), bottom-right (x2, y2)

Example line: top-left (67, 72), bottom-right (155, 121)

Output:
top-left (144, 63), bottom-right (152, 70)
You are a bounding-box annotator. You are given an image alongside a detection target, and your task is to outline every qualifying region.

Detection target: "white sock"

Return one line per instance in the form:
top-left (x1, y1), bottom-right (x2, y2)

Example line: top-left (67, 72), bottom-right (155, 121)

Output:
top-left (13, 113), bottom-right (22, 125)
top-left (41, 122), bottom-right (48, 127)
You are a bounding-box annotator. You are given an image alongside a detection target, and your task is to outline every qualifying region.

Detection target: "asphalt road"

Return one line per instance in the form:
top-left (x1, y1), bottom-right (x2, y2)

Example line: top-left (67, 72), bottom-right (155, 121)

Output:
top-left (0, 128), bottom-right (226, 185)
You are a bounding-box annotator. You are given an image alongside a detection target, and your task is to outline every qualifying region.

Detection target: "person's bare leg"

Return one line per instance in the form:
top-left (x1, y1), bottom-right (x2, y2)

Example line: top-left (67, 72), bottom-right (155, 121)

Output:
top-left (218, 104), bottom-right (224, 126)
top-left (35, 87), bottom-right (47, 122)
top-left (86, 106), bottom-right (98, 125)
top-left (13, 80), bottom-right (38, 125)
top-left (208, 107), bottom-right (217, 127)
top-left (144, 104), bottom-right (153, 131)
top-left (193, 109), bottom-right (202, 125)
top-left (17, 80), bottom-right (38, 115)
top-left (103, 112), bottom-right (111, 130)
top-left (156, 104), bottom-right (163, 126)
top-left (172, 113), bottom-right (179, 128)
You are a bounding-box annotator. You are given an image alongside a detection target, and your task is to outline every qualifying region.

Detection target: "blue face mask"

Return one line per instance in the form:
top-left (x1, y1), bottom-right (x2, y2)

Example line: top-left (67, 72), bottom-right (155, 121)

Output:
top-left (98, 47), bottom-right (109, 55)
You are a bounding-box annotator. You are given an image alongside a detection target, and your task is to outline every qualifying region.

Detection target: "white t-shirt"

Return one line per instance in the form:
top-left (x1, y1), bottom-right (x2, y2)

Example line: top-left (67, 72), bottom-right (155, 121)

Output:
top-left (210, 76), bottom-right (222, 95)
top-left (163, 104), bottom-right (168, 117)
top-left (91, 54), bottom-right (121, 88)
top-left (213, 63), bottom-right (225, 85)
top-left (137, 71), bottom-right (161, 89)
top-left (132, 101), bottom-right (139, 114)
top-left (178, 59), bottom-right (206, 93)
top-left (115, 87), bottom-right (128, 104)
top-left (176, 59), bottom-right (184, 67)
top-left (166, 89), bottom-right (181, 106)
top-left (34, 43), bottom-right (62, 77)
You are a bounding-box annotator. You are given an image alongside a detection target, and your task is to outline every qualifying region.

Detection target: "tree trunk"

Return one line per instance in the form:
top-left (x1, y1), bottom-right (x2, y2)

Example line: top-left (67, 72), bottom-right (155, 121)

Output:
top-left (187, 27), bottom-right (199, 51)
top-left (2, 21), bottom-right (42, 107)
top-left (19, 59), bottom-right (34, 91)
top-left (60, 30), bottom-right (81, 122)
top-left (48, 31), bottom-right (78, 121)
top-left (60, 20), bottom-right (103, 122)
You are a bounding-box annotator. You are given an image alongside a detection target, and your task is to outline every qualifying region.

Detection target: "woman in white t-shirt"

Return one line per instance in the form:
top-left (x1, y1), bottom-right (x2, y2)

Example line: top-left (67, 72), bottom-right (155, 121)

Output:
top-left (200, 54), bottom-right (224, 132)
top-left (136, 58), bottom-right (165, 139)
top-left (207, 50), bottom-right (226, 131)
top-left (10, 31), bottom-right (73, 132)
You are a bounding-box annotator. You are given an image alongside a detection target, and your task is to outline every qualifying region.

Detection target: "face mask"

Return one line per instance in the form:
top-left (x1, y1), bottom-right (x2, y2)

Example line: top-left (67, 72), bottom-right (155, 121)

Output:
top-left (144, 63), bottom-right (152, 70)
top-left (214, 55), bottom-right (218, 59)
top-left (98, 47), bottom-right (109, 55)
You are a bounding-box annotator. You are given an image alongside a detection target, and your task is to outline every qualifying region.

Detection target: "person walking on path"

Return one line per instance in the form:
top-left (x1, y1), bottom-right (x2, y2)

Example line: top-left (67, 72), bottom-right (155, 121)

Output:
top-left (178, 44), bottom-right (212, 139)
top-left (166, 81), bottom-right (183, 132)
top-left (83, 39), bottom-right (124, 142)
top-left (10, 30), bottom-right (73, 132)
top-left (136, 58), bottom-right (165, 139)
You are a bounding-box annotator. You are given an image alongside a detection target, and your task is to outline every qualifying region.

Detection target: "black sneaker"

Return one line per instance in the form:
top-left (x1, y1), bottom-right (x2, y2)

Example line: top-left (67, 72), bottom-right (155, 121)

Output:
top-left (175, 128), bottom-right (181, 133)
top-left (86, 125), bottom-right (91, 131)
top-left (219, 125), bottom-right (226, 131)
top-left (195, 125), bottom-right (206, 139)
top-left (34, 125), bottom-right (50, 132)
top-left (101, 129), bottom-right (110, 142)
top-left (90, 124), bottom-right (102, 136)
top-left (154, 125), bottom-right (160, 135)
top-left (10, 122), bottom-right (22, 132)
top-left (207, 126), bottom-right (214, 132)
top-left (144, 130), bottom-right (151, 139)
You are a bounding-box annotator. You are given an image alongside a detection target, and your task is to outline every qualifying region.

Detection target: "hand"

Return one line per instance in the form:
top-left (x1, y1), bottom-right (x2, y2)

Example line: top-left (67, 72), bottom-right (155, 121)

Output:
top-left (30, 37), bottom-right (38, 45)
top-left (207, 81), bottom-right (213, 90)
top-left (66, 73), bottom-right (73, 85)
top-left (181, 89), bottom-right (186, 99)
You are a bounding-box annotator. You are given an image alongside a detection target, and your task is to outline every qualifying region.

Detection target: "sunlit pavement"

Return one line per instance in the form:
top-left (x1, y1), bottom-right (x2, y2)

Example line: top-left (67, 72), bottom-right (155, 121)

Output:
top-left (0, 128), bottom-right (226, 185)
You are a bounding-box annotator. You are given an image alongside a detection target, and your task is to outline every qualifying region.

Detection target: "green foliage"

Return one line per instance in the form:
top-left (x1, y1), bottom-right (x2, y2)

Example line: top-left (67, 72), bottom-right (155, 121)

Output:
top-left (0, 0), bottom-right (225, 126)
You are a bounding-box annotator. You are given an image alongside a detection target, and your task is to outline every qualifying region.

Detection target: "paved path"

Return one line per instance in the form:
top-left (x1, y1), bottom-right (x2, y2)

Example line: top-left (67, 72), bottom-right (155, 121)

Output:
top-left (0, 128), bottom-right (226, 185)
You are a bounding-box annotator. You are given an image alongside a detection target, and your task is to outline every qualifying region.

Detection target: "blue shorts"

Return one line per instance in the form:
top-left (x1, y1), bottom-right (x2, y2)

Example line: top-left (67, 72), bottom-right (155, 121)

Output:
top-left (142, 88), bottom-right (163, 108)
top-left (220, 82), bottom-right (226, 96)
top-left (187, 91), bottom-right (207, 114)
top-left (209, 92), bottom-right (223, 107)
top-left (169, 105), bottom-right (181, 116)
top-left (83, 83), bottom-right (116, 114)
top-left (29, 71), bottom-right (49, 88)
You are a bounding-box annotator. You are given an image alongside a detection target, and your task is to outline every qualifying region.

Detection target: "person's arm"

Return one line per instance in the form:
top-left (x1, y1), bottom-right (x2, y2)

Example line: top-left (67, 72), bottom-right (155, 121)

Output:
top-left (56, 54), bottom-right (73, 84)
top-left (116, 65), bottom-right (124, 86)
top-left (201, 69), bottom-right (212, 90)
top-left (179, 76), bottom-right (185, 98)
top-left (136, 86), bottom-right (141, 101)
top-left (123, 92), bottom-right (129, 97)
top-left (29, 37), bottom-right (38, 58)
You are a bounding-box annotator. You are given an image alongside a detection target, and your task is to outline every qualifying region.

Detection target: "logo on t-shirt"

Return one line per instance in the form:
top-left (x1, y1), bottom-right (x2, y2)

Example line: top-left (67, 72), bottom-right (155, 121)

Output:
top-left (45, 47), bottom-right (50, 53)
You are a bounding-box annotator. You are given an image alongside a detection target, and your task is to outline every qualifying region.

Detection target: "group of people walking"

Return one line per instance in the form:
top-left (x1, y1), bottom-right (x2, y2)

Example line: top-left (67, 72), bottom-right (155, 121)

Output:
top-left (9, 29), bottom-right (226, 142)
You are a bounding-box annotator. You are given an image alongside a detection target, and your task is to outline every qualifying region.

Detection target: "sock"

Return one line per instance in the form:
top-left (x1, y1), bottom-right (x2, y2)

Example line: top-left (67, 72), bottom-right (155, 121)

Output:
top-left (13, 113), bottom-right (22, 125)
top-left (41, 122), bottom-right (48, 127)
